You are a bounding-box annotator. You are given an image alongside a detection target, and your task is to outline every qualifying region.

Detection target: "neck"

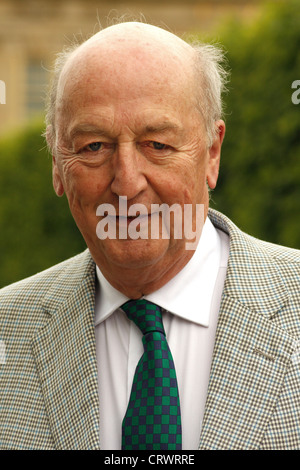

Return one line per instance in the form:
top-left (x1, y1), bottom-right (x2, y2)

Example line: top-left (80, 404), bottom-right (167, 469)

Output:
top-left (94, 245), bottom-right (196, 299)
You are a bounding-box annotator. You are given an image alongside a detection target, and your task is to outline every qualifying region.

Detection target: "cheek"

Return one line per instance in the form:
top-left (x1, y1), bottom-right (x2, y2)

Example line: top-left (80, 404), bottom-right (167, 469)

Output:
top-left (62, 164), bottom-right (108, 206)
top-left (155, 162), bottom-right (207, 206)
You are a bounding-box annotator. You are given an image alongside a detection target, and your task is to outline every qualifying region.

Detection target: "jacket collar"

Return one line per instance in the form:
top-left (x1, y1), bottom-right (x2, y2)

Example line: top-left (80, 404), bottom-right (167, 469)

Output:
top-left (208, 208), bottom-right (289, 317)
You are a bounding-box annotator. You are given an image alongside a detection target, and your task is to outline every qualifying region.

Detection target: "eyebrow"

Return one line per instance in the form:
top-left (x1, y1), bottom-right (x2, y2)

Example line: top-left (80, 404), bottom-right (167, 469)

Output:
top-left (68, 121), bottom-right (182, 141)
top-left (69, 124), bottom-right (107, 140)
top-left (144, 122), bottom-right (182, 135)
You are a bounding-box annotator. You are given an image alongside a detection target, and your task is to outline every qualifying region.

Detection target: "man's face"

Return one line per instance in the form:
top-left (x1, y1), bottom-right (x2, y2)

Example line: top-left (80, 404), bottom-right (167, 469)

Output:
top-left (51, 29), bottom-right (224, 295)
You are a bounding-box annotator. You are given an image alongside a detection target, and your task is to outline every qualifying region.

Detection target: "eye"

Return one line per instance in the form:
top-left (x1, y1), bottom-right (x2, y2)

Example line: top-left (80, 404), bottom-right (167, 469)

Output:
top-left (87, 142), bottom-right (102, 152)
top-left (150, 141), bottom-right (168, 150)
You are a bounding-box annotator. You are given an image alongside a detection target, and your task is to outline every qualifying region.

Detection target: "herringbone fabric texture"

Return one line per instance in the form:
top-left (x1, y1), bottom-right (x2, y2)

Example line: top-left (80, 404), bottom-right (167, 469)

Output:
top-left (121, 299), bottom-right (182, 450)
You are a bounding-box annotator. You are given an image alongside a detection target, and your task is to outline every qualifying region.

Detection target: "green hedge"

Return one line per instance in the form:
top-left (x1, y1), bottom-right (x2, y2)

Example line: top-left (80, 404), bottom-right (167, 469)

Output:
top-left (0, 121), bottom-right (86, 287)
top-left (210, 0), bottom-right (300, 248)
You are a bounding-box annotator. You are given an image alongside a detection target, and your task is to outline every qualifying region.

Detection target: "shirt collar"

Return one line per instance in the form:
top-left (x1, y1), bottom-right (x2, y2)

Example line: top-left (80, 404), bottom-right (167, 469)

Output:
top-left (95, 217), bottom-right (222, 327)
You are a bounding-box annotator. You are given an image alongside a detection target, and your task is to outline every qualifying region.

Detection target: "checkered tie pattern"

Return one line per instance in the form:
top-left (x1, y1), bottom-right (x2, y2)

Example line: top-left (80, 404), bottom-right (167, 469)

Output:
top-left (121, 299), bottom-right (182, 450)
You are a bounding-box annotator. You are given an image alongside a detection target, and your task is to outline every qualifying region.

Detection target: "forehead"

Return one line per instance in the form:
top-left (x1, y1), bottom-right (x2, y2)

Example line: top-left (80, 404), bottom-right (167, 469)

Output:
top-left (57, 25), bottom-right (197, 114)
top-left (53, 26), bottom-right (205, 145)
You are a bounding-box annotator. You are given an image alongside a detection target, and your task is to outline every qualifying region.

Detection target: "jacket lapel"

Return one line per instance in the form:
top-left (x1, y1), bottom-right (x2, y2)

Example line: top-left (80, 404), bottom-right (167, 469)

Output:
top-left (31, 250), bottom-right (100, 450)
top-left (199, 210), bottom-right (295, 449)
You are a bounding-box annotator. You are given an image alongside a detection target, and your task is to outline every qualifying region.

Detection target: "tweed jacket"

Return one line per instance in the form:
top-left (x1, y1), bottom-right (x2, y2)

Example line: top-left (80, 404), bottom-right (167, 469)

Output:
top-left (0, 209), bottom-right (299, 450)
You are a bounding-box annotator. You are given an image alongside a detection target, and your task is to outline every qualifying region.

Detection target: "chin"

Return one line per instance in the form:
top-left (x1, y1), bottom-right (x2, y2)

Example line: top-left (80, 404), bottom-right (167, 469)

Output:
top-left (96, 237), bottom-right (171, 269)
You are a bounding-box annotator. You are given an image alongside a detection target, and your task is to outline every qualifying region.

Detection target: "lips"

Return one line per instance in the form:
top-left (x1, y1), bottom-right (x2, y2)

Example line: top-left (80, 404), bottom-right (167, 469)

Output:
top-left (117, 214), bottom-right (150, 218)
top-left (115, 213), bottom-right (154, 224)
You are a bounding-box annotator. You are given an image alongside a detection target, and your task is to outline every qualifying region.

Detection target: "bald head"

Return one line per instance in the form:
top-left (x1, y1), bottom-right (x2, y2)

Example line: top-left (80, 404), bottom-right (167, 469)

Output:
top-left (46, 21), bottom-right (227, 150)
top-left (82, 21), bottom-right (193, 55)
top-left (57, 22), bottom-right (196, 112)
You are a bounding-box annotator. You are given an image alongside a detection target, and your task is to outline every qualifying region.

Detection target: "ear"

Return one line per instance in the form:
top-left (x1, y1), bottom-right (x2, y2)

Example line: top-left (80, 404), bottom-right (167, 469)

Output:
top-left (52, 155), bottom-right (65, 197)
top-left (206, 120), bottom-right (225, 190)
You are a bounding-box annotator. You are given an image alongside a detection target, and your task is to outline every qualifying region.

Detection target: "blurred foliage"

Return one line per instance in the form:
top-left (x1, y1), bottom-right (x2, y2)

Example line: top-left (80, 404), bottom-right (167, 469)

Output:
top-left (0, 1), bottom-right (299, 287)
top-left (0, 121), bottom-right (86, 287)
top-left (209, 0), bottom-right (300, 248)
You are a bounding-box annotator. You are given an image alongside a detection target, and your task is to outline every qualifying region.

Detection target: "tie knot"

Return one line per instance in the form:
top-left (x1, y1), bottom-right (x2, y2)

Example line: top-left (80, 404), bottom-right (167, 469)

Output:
top-left (122, 299), bottom-right (165, 336)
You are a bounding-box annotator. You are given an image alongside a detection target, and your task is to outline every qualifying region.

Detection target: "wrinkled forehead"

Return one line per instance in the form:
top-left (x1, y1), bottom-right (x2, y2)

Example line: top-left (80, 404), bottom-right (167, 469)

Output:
top-left (57, 22), bottom-right (196, 105)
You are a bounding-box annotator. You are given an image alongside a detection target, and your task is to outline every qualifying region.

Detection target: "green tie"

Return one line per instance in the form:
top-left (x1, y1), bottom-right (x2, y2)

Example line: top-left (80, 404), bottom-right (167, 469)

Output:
top-left (121, 299), bottom-right (182, 450)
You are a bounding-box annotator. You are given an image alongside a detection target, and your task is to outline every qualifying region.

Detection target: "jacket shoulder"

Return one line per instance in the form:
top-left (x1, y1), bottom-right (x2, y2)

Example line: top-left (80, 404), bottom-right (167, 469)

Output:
top-left (0, 249), bottom-right (94, 309)
top-left (209, 208), bottom-right (300, 264)
top-left (209, 209), bottom-right (300, 337)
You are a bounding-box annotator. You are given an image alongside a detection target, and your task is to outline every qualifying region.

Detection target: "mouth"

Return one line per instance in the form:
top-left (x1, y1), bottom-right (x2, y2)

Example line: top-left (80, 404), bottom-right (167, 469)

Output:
top-left (115, 213), bottom-right (155, 225)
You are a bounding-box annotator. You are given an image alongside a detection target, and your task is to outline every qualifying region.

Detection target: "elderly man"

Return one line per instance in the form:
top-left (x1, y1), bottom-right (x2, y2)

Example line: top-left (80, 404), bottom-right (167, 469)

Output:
top-left (0, 22), bottom-right (299, 451)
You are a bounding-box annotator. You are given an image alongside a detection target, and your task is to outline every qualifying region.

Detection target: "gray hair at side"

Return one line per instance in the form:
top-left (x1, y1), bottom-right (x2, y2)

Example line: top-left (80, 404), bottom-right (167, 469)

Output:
top-left (44, 27), bottom-right (228, 151)
top-left (191, 41), bottom-right (228, 146)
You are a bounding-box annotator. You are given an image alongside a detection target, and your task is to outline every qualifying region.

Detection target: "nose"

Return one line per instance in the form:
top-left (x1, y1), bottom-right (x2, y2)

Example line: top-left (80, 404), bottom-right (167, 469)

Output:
top-left (110, 143), bottom-right (148, 200)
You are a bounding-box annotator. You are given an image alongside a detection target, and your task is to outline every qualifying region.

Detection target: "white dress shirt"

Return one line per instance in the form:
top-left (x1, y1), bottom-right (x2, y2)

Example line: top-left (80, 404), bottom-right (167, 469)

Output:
top-left (94, 218), bottom-right (230, 450)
